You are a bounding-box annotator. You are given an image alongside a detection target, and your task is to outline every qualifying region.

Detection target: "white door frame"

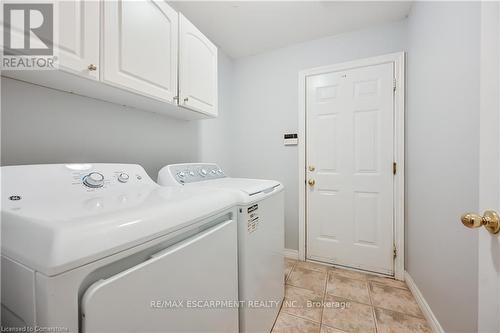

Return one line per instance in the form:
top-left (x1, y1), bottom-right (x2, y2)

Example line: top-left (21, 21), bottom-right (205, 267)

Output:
top-left (298, 52), bottom-right (405, 280)
top-left (478, 2), bottom-right (500, 331)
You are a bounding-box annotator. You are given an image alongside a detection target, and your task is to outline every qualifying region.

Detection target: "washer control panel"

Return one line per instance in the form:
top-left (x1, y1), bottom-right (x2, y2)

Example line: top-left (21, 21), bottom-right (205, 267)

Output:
top-left (165, 163), bottom-right (225, 185)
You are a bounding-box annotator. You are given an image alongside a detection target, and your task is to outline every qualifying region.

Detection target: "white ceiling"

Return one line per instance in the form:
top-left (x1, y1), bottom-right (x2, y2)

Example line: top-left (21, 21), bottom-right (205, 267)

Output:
top-left (171, 1), bottom-right (413, 59)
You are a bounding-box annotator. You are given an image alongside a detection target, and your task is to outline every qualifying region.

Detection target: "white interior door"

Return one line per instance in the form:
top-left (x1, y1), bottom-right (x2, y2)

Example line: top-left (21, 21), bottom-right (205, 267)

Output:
top-left (306, 62), bottom-right (395, 275)
top-left (478, 2), bottom-right (500, 332)
top-left (56, 0), bottom-right (100, 80)
top-left (102, 0), bottom-right (178, 103)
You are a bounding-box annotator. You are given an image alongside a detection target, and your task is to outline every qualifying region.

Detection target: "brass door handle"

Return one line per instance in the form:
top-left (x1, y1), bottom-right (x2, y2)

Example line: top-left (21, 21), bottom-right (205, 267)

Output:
top-left (88, 64), bottom-right (97, 71)
top-left (461, 210), bottom-right (500, 234)
top-left (308, 179), bottom-right (315, 186)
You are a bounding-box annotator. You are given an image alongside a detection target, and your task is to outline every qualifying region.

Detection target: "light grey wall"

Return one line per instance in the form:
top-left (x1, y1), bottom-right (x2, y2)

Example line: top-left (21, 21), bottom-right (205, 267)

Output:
top-left (406, 2), bottom-right (480, 332)
top-left (1, 51), bottom-right (234, 180)
top-left (227, 20), bottom-right (408, 250)
top-left (198, 51), bottom-right (235, 175)
top-left (1, 77), bottom-right (199, 178)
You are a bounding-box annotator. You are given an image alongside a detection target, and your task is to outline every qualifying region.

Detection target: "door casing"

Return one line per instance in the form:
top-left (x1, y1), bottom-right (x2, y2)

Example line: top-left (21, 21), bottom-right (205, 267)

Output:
top-left (297, 52), bottom-right (406, 280)
top-left (478, 2), bottom-right (500, 331)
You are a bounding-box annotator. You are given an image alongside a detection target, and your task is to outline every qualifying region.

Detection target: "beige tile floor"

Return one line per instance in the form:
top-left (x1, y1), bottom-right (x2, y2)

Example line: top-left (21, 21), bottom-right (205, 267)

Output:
top-left (272, 258), bottom-right (432, 333)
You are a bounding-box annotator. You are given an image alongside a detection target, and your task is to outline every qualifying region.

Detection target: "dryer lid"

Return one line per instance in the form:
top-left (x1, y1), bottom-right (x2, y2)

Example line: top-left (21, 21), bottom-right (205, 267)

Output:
top-left (1, 164), bottom-right (237, 276)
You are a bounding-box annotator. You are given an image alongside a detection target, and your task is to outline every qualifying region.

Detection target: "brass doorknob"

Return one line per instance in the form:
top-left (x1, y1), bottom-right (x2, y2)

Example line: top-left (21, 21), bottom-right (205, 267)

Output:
top-left (308, 179), bottom-right (315, 186)
top-left (461, 210), bottom-right (500, 234)
top-left (88, 64), bottom-right (97, 71)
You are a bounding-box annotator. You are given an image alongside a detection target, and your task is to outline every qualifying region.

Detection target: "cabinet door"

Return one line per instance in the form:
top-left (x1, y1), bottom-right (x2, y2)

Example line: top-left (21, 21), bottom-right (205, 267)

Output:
top-left (102, 0), bottom-right (178, 103)
top-left (179, 13), bottom-right (218, 116)
top-left (56, 1), bottom-right (100, 80)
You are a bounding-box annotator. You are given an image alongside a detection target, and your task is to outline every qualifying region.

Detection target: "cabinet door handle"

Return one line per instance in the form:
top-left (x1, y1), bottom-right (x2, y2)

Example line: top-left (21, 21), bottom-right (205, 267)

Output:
top-left (184, 97), bottom-right (189, 103)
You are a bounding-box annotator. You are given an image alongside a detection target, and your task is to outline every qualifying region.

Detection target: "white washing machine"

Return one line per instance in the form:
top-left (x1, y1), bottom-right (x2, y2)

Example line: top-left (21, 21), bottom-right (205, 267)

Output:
top-left (158, 163), bottom-right (285, 333)
top-left (1, 163), bottom-right (240, 333)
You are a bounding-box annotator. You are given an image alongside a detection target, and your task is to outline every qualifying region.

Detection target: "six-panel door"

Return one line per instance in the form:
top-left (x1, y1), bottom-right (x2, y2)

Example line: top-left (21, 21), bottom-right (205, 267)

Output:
top-left (102, 0), bottom-right (178, 103)
top-left (178, 13), bottom-right (218, 117)
top-left (306, 62), bottom-right (395, 275)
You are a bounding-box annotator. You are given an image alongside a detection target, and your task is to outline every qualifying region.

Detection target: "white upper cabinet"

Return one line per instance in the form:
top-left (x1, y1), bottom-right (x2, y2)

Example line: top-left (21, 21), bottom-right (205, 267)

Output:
top-left (56, 1), bottom-right (100, 80)
top-left (102, 0), bottom-right (178, 103)
top-left (178, 13), bottom-right (218, 117)
top-left (2, 1), bottom-right (218, 119)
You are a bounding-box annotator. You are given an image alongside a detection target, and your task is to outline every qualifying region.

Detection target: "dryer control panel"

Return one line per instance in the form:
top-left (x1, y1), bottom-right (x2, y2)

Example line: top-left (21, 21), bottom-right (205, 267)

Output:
top-left (158, 163), bottom-right (226, 185)
top-left (67, 164), bottom-right (151, 191)
top-left (2, 163), bottom-right (155, 201)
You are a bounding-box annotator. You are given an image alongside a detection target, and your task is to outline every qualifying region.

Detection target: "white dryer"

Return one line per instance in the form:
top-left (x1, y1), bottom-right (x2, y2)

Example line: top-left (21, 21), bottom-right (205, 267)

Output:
top-left (1, 163), bottom-right (240, 333)
top-left (158, 163), bottom-right (285, 333)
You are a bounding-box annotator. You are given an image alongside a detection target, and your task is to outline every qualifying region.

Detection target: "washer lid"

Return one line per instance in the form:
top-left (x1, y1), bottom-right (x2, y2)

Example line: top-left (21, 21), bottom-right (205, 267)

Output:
top-left (184, 178), bottom-right (282, 202)
top-left (1, 164), bottom-right (237, 276)
top-left (193, 178), bottom-right (280, 195)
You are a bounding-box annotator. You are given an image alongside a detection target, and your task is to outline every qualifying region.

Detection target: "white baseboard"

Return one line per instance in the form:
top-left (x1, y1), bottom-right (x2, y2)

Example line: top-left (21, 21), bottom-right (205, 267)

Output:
top-left (283, 248), bottom-right (299, 260)
top-left (405, 271), bottom-right (445, 333)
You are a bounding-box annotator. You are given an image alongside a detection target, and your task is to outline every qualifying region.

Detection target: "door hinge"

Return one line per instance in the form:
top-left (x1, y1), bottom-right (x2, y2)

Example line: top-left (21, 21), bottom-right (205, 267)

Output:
top-left (393, 244), bottom-right (397, 259)
top-left (393, 78), bottom-right (397, 92)
top-left (393, 162), bottom-right (397, 175)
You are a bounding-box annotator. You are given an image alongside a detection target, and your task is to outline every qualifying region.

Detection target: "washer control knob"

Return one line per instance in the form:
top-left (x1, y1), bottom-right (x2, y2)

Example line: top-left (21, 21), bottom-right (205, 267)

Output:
top-left (199, 168), bottom-right (208, 177)
top-left (217, 169), bottom-right (223, 174)
top-left (211, 169), bottom-right (217, 175)
top-left (189, 171), bottom-right (195, 177)
top-left (177, 171), bottom-right (186, 179)
top-left (83, 172), bottom-right (105, 188)
top-left (118, 173), bottom-right (129, 183)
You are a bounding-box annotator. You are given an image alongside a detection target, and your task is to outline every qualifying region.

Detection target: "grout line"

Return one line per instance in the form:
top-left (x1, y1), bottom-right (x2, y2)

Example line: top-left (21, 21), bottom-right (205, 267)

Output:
top-left (283, 258), bottom-right (423, 333)
top-left (373, 305), bottom-right (427, 320)
top-left (294, 264), bottom-right (329, 274)
top-left (319, 268), bottom-right (328, 326)
top-left (367, 280), bottom-right (374, 306)
top-left (285, 282), bottom-right (324, 294)
top-left (280, 311), bottom-right (321, 325)
top-left (323, 272), bottom-right (373, 306)
top-left (368, 282), bottom-right (379, 333)
top-left (329, 270), bottom-right (370, 282)
top-left (308, 258), bottom-right (391, 277)
top-left (324, 291), bottom-right (372, 307)
top-left (321, 323), bottom-right (348, 333)
top-left (368, 279), bottom-right (409, 291)
top-left (372, 306), bottom-right (379, 333)
top-left (285, 262), bottom-right (298, 282)
top-left (270, 300), bottom-right (285, 332)
top-left (368, 281), bottom-right (425, 319)
top-left (281, 303), bottom-right (322, 324)
top-left (369, 280), bottom-right (412, 292)
top-left (322, 293), bottom-right (378, 332)
top-left (278, 296), bottom-right (323, 325)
